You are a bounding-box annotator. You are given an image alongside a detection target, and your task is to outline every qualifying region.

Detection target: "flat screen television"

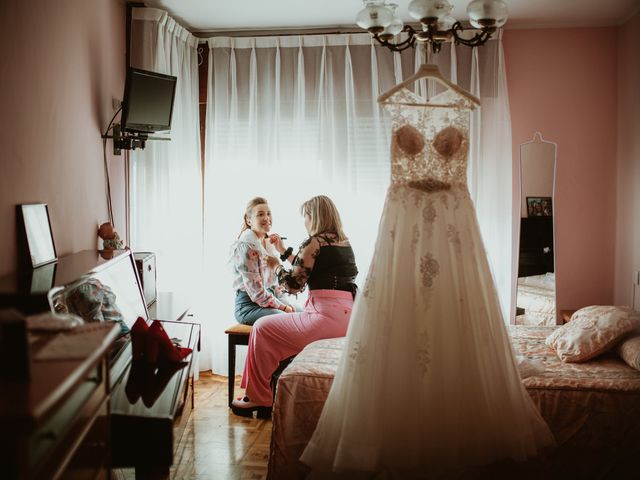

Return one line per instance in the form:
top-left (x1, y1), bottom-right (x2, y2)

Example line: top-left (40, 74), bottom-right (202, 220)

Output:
top-left (121, 67), bottom-right (177, 134)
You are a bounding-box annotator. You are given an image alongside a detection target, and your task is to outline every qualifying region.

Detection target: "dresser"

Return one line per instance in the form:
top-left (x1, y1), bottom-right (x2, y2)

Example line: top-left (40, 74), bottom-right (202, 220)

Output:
top-left (0, 322), bottom-right (120, 480)
top-left (0, 250), bottom-right (200, 479)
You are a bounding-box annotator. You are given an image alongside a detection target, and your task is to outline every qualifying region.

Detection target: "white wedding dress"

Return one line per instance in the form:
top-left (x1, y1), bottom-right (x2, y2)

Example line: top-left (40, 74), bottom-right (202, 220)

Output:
top-left (300, 86), bottom-right (555, 478)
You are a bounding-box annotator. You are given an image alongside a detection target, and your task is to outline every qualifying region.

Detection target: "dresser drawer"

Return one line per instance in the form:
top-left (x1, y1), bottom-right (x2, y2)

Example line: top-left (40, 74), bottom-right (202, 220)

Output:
top-left (30, 364), bottom-right (108, 480)
top-left (59, 402), bottom-right (110, 480)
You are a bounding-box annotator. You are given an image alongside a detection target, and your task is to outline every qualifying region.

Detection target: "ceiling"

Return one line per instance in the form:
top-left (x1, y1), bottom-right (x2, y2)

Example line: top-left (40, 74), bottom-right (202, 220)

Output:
top-left (143, 0), bottom-right (640, 34)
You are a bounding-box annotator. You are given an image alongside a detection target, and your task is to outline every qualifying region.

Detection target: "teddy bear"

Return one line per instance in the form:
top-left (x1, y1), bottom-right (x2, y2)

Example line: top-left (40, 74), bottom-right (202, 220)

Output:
top-left (98, 222), bottom-right (125, 250)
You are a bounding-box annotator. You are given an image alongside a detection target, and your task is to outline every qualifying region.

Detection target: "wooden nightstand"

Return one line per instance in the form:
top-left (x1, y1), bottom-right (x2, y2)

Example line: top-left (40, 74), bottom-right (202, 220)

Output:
top-left (560, 309), bottom-right (577, 324)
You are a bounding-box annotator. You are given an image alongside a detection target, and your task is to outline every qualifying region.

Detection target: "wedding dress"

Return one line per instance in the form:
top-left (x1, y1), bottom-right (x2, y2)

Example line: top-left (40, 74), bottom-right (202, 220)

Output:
top-left (300, 69), bottom-right (555, 478)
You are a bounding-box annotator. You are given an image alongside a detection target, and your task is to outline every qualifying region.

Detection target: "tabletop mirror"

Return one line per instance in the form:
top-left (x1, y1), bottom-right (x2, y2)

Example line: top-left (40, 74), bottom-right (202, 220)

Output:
top-left (515, 132), bottom-right (557, 326)
top-left (18, 203), bottom-right (57, 268)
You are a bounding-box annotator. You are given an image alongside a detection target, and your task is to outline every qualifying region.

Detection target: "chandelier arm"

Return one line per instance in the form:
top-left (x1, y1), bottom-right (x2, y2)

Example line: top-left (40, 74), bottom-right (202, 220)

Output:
top-left (373, 35), bottom-right (416, 52)
top-left (450, 22), bottom-right (495, 48)
top-left (372, 24), bottom-right (417, 52)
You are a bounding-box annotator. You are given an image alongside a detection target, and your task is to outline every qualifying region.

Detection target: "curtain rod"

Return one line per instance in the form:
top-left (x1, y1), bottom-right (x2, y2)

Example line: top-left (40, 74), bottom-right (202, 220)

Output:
top-left (193, 26), bottom-right (370, 40)
top-left (191, 24), bottom-right (435, 41)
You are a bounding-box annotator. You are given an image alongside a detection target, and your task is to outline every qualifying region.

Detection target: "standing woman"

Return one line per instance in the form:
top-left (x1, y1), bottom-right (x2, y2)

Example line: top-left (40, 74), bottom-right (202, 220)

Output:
top-left (231, 195), bottom-right (358, 417)
top-left (231, 197), bottom-right (295, 326)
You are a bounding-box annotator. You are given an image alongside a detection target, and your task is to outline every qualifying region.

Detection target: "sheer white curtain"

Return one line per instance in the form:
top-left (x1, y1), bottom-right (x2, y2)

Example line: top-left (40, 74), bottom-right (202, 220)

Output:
top-left (129, 9), bottom-right (202, 294)
top-left (202, 33), bottom-right (512, 375)
top-left (202, 34), bottom-right (391, 374)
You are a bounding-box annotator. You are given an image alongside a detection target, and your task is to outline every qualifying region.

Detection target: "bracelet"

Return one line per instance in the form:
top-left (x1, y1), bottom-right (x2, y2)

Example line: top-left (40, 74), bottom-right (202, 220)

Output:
top-left (280, 247), bottom-right (293, 261)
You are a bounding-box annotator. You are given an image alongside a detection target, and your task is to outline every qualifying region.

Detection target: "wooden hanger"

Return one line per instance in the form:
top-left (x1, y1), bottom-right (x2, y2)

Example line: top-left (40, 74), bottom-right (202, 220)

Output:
top-left (378, 64), bottom-right (480, 107)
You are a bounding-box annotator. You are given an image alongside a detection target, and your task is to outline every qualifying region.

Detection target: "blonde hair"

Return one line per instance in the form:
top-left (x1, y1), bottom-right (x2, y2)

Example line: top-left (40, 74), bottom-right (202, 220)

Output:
top-left (238, 196), bottom-right (269, 238)
top-left (300, 195), bottom-right (347, 242)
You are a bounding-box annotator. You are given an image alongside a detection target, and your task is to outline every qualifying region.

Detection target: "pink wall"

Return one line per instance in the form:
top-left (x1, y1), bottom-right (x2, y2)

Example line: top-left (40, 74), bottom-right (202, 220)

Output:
top-left (0, 0), bottom-right (126, 276)
top-left (615, 11), bottom-right (640, 306)
top-left (504, 28), bottom-right (618, 313)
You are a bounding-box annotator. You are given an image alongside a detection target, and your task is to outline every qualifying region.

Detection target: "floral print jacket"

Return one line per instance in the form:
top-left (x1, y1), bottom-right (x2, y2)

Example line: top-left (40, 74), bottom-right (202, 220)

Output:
top-left (231, 229), bottom-right (286, 309)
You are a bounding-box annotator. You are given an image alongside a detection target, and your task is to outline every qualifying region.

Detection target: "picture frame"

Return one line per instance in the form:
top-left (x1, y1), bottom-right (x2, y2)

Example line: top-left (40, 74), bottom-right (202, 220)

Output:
top-left (526, 196), bottom-right (552, 217)
top-left (17, 203), bottom-right (58, 268)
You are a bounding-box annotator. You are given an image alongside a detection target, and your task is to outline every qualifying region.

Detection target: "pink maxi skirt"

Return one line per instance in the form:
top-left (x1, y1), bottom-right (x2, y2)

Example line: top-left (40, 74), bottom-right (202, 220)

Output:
top-left (241, 289), bottom-right (354, 405)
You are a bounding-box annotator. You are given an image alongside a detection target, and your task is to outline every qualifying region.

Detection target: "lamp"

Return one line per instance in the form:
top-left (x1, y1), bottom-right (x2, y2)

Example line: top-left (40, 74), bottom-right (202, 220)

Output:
top-left (355, 0), bottom-right (508, 53)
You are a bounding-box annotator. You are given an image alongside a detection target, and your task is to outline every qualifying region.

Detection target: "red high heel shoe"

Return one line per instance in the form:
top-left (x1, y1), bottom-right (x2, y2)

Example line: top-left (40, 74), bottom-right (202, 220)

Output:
top-left (147, 320), bottom-right (192, 364)
top-left (130, 317), bottom-right (149, 361)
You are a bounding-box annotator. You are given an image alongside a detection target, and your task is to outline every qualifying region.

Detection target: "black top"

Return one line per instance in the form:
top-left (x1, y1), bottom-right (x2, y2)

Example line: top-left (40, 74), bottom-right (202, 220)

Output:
top-left (307, 245), bottom-right (358, 293)
top-left (277, 233), bottom-right (358, 295)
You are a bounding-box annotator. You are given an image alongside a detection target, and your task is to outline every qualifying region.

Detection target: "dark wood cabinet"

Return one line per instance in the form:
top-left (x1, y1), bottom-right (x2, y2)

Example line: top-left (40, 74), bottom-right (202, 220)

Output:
top-left (111, 319), bottom-right (199, 478)
top-left (0, 250), bottom-right (200, 480)
top-left (518, 216), bottom-right (554, 277)
top-left (0, 323), bottom-right (119, 480)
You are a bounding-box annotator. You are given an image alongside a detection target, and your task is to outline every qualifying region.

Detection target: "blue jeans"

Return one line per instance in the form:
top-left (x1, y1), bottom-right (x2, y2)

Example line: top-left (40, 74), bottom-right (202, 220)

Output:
top-left (234, 290), bottom-right (282, 326)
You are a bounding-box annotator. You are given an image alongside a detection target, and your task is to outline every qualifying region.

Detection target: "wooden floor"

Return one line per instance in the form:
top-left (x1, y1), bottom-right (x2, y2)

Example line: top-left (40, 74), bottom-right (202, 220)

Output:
top-left (115, 373), bottom-right (271, 479)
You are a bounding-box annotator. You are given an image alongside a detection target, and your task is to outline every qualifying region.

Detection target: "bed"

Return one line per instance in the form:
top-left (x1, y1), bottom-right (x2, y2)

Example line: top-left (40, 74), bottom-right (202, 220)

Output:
top-left (516, 273), bottom-right (557, 326)
top-left (268, 325), bottom-right (640, 479)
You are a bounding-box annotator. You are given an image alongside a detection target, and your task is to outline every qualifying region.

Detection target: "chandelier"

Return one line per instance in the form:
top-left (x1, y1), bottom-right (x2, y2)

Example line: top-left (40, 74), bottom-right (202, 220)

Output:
top-left (355, 0), bottom-right (508, 53)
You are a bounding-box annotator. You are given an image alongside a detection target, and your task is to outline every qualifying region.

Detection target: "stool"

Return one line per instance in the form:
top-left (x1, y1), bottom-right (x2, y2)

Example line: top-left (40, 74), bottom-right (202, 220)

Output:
top-left (224, 324), bottom-right (297, 409)
top-left (225, 324), bottom-right (252, 407)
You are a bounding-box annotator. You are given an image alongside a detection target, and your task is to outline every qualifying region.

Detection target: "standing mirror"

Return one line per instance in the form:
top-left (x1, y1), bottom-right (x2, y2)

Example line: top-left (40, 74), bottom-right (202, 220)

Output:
top-left (515, 133), bottom-right (557, 326)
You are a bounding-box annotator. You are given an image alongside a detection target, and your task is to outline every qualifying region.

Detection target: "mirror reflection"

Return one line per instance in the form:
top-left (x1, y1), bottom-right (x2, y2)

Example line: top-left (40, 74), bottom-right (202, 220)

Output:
top-left (50, 253), bottom-right (147, 361)
top-left (515, 132), bottom-right (557, 326)
top-left (118, 360), bottom-right (187, 410)
top-left (21, 204), bottom-right (57, 267)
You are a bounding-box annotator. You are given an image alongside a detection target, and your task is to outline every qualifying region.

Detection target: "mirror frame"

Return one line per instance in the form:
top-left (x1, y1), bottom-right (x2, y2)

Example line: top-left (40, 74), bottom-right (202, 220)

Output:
top-left (17, 203), bottom-right (58, 268)
top-left (515, 132), bottom-right (558, 325)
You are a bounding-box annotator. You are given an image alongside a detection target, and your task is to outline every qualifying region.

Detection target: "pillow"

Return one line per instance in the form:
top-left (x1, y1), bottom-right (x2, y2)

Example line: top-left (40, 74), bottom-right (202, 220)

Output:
top-left (617, 335), bottom-right (640, 371)
top-left (545, 305), bottom-right (640, 363)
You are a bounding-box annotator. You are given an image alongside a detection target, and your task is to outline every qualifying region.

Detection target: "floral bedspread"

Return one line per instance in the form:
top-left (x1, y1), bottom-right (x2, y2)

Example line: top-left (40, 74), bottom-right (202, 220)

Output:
top-left (511, 325), bottom-right (640, 391)
top-left (268, 326), bottom-right (640, 480)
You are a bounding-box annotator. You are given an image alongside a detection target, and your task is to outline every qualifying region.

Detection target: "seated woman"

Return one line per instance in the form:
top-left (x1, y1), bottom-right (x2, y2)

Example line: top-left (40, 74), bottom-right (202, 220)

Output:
top-left (231, 197), bottom-right (295, 326)
top-left (231, 195), bottom-right (358, 417)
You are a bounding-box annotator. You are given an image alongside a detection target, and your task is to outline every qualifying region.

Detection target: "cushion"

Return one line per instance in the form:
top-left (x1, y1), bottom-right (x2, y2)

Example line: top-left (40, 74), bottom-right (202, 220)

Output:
top-left (618, 335), bottom-right (640, 371)
top-left (545, 306), bottom-right (640, 362)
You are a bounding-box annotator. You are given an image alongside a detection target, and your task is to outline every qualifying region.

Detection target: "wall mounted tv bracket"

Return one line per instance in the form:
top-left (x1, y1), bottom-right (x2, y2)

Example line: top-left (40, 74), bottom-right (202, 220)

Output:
top-left (103, 124), bottom-right (170, 155)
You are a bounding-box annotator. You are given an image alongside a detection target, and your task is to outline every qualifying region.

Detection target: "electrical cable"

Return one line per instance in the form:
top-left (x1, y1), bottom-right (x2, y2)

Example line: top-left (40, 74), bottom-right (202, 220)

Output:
top-left (102, 106), bottom-right (122, 226)
top-left (124, 148), bottom-right (131, 247)
top-left (103, 106), bottom-right (122, 137)
top-left (103, 137), bottom-right (114, 225)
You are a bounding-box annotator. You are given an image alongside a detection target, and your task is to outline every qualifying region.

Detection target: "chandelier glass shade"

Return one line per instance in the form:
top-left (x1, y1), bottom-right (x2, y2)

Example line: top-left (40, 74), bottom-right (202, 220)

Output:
top-left (355, 0), bottom-right (508, 53)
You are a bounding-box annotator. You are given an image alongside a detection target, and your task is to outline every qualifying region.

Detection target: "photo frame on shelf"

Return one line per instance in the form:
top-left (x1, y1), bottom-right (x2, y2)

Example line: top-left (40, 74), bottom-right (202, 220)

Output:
top-left (526, 196), bottom-right (552, 217)
top-left (17, 203), bottom-right (58, 268)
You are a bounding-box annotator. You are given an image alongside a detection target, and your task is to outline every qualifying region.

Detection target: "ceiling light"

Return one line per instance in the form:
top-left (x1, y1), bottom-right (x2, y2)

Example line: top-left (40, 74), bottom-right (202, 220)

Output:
top-left (355, 0), bottom-right (508, 53)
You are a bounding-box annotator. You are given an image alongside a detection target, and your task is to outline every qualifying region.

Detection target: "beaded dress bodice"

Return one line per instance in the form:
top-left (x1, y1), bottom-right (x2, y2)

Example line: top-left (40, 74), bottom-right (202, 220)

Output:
top-left (382, 88), bottom-right (476, 193)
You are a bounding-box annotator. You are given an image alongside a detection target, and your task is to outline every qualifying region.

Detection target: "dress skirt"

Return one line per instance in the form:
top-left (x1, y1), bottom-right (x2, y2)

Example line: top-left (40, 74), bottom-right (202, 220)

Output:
top-left (300, 184), bottom-right (555, 477)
